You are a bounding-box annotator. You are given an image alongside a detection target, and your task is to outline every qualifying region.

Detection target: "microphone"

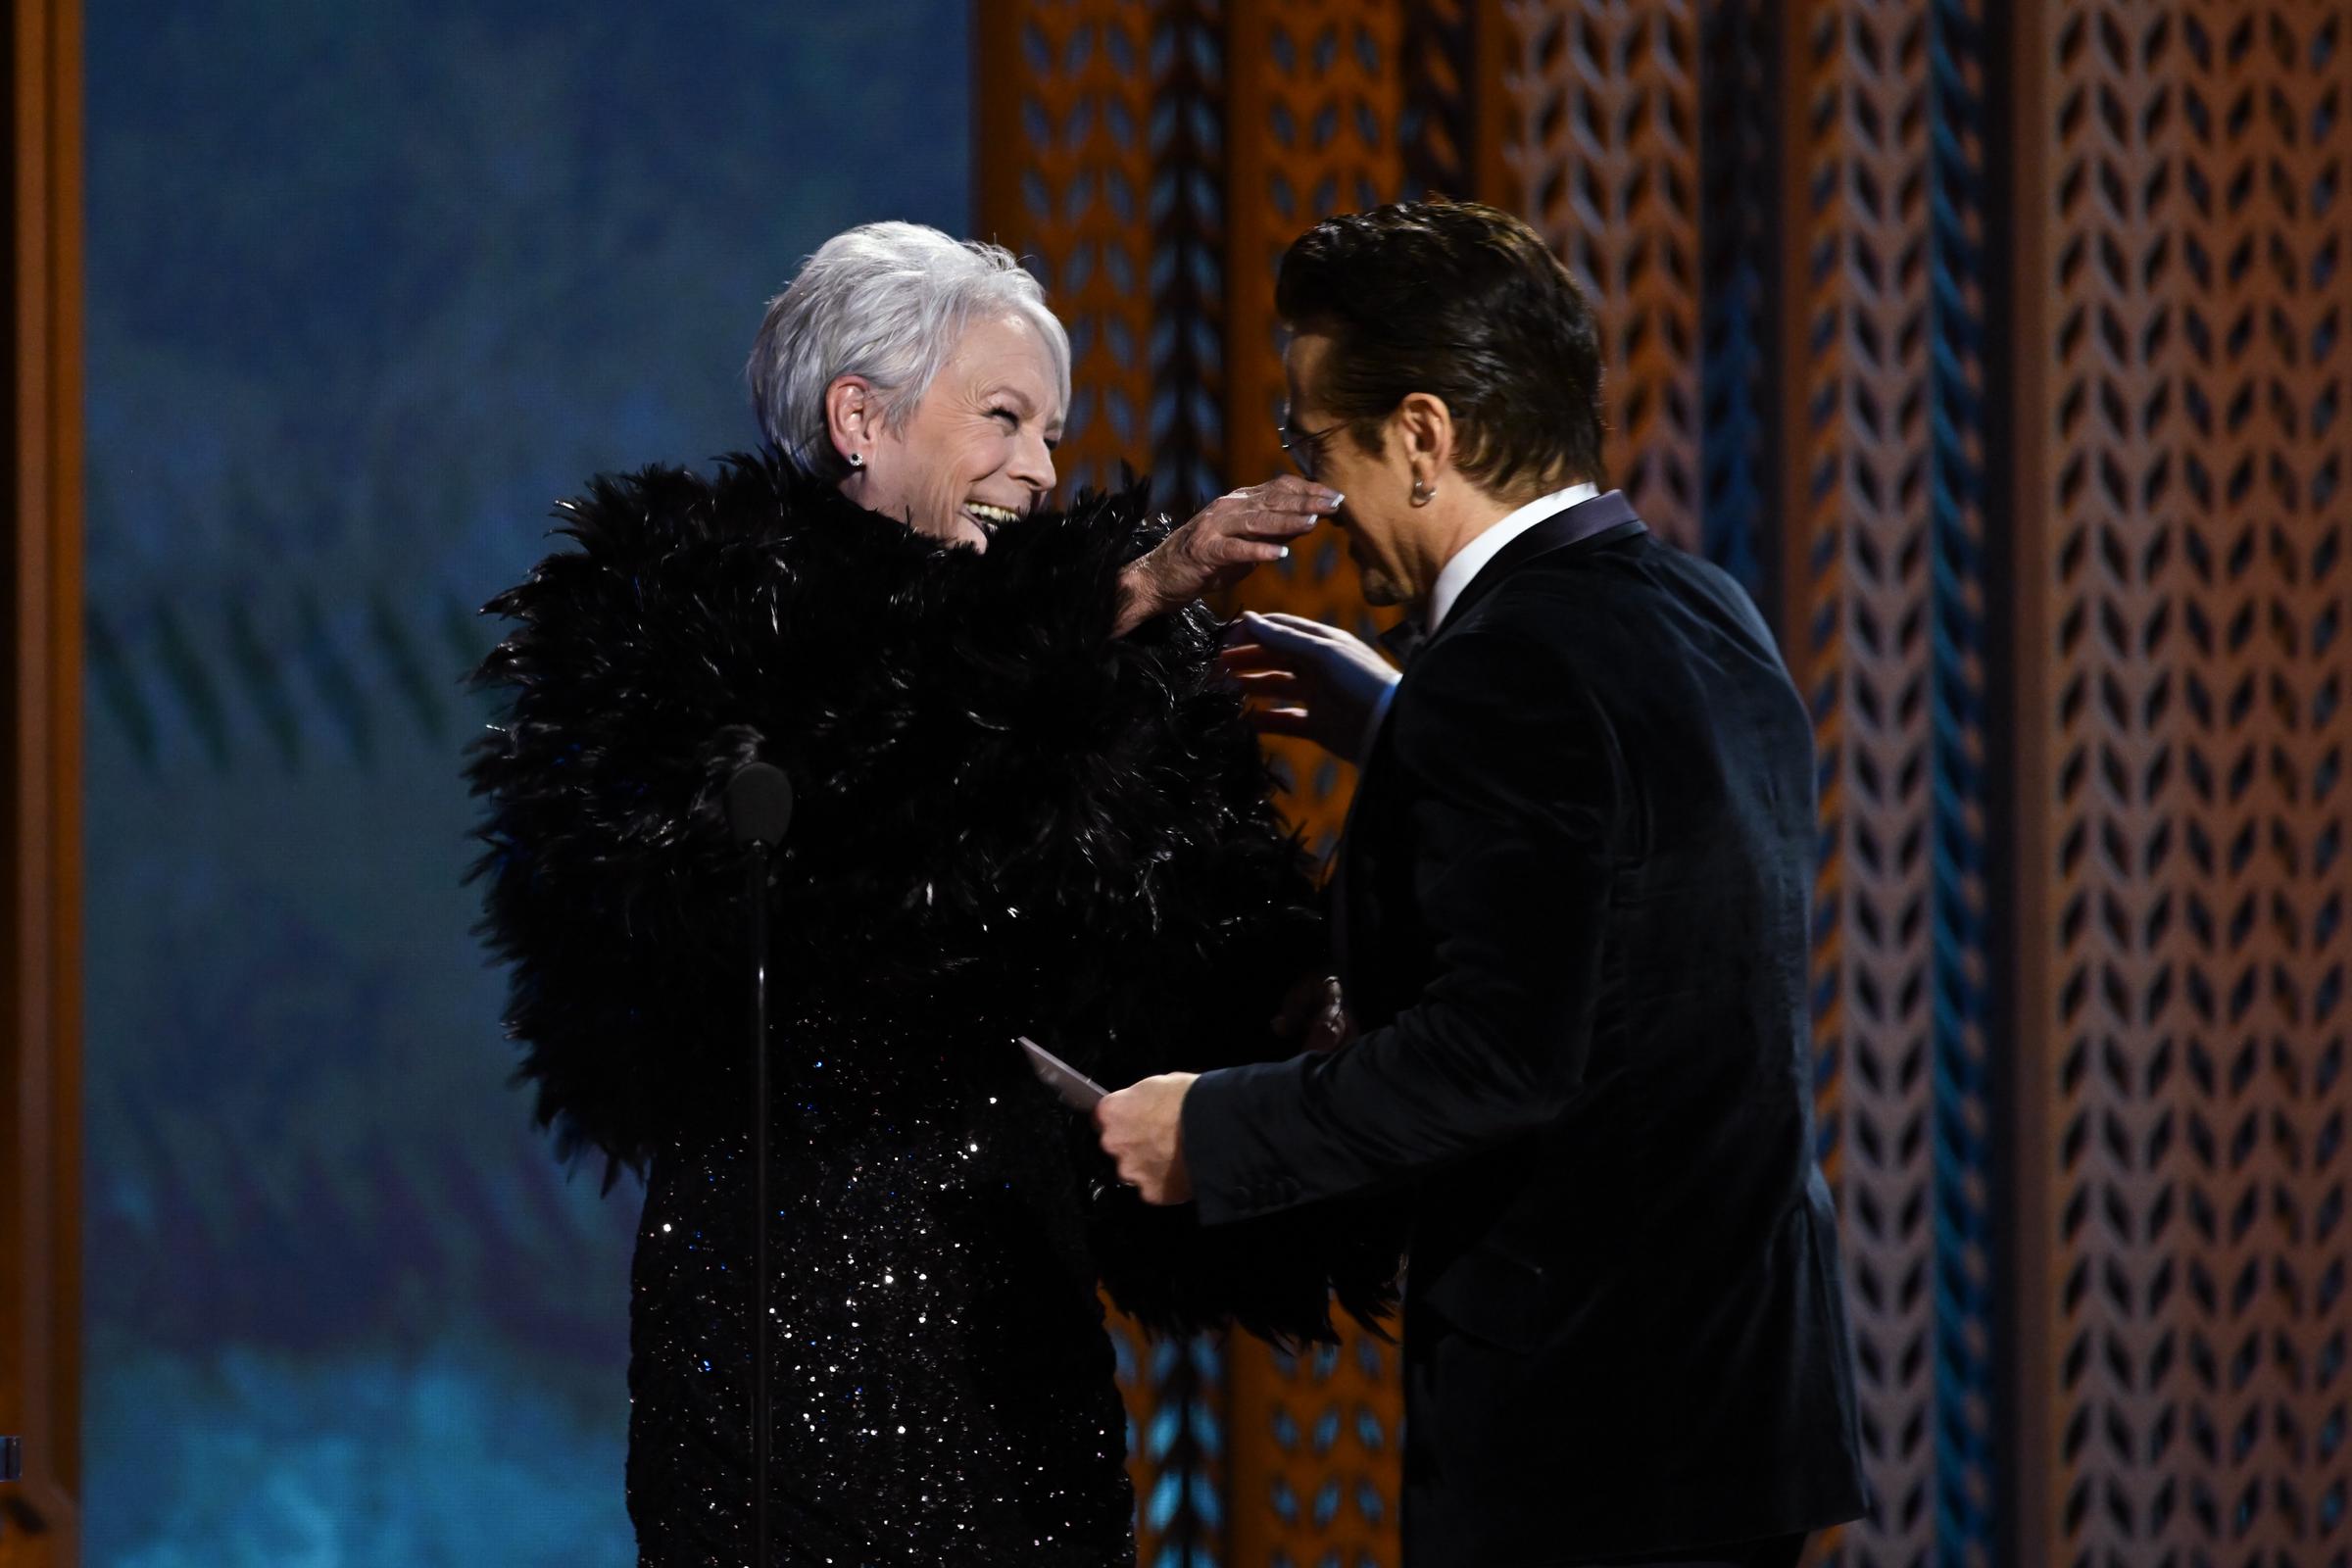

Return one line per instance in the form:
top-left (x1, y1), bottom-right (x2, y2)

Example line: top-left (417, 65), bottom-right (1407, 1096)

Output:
top-left (726, 761), bottom-right (794, 848)
top-left (724, 760), bottom-right (791, 1565)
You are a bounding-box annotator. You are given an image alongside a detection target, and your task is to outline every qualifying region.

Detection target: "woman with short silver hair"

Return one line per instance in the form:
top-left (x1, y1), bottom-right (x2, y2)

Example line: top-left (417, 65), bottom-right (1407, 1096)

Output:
top-left (468, 221), bottom-right (1394, 1564)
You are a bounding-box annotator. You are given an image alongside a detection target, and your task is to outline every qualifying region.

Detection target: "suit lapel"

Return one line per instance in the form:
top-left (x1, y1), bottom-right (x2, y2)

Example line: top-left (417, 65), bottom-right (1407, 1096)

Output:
top-left (1331, 490), bottom-right (1645, 983)
top-left (1330, 710), bottom-right (1389, 990)
top-left (1428, 488), bottom-right (1642, 653)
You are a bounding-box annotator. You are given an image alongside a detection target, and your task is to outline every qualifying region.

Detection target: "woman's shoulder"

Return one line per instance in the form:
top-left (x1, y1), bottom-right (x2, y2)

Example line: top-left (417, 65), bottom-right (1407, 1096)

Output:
top-left (554, 450), bottom-right (900, 562)
top-left (550, 455), bottom-right (1166, 601)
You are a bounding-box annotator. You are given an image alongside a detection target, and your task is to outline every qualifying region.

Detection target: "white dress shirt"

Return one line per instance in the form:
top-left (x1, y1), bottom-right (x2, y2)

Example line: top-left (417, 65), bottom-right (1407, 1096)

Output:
top-left (1427, 480), bottom-right (1601, 633)
top-left (1354, 481), bottom-right (1602, 765)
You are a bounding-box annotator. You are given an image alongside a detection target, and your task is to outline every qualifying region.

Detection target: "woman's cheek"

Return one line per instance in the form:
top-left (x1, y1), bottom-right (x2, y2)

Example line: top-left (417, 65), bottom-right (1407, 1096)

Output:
top-left (972, 432), bottom-right (1014, 486)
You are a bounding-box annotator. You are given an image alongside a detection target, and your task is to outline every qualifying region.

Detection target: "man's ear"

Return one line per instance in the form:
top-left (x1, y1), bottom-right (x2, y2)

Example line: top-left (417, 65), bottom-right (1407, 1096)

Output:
top-left (1396, 392), bottom-right (1454, 478)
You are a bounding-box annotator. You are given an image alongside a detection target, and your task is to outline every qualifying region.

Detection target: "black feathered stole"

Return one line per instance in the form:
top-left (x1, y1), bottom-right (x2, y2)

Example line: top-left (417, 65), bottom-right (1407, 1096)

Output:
top-left (467, 451), bottom-right (1396, 1344)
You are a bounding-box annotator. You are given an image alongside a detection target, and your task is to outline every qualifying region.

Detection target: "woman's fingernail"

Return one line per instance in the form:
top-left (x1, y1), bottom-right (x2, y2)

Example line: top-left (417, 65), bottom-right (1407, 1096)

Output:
top-left (1278, 546), bottom-right (1292, 559)
top-left (1325, 491), bottom-right (1345, 504)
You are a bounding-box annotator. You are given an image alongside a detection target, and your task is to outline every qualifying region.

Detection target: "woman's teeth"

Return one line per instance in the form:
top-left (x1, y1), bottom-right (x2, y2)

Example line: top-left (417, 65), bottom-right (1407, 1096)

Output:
top-left (965, 503), bottom-right (1020, 533)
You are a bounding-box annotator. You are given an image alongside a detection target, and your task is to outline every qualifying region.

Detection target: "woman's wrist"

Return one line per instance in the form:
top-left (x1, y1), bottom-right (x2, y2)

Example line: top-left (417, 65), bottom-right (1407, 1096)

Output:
top-left (1112, 550), bottom-right (1174, 638)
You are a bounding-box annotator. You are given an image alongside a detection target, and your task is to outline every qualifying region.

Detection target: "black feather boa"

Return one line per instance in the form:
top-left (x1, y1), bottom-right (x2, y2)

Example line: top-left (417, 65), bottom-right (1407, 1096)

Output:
top-left (467, 451), bottom-right (1396, 1344)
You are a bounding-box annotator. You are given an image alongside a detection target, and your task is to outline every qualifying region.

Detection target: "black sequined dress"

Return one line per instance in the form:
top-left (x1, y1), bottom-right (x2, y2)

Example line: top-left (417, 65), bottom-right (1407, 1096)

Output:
top-left (467, 456), bottom-right (1396, 1566)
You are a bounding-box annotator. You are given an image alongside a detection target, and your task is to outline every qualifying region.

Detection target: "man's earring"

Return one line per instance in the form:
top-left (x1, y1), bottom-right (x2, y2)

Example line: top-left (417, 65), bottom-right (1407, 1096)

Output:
top-left (1410, 479), bottom-right (1434, 507)
top-left (846, 452), bottom-right (864, 469)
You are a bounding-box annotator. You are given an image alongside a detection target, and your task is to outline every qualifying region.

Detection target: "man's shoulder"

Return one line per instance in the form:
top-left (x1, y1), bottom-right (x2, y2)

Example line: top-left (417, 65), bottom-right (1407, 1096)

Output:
top-left (1399, 540), bottom-right (1788, 764)
top-left (1387, 590), bottom-right (1610, 760)
top-left (1436, 539), bottom-right (1654, 663)
top-left (1468, 530), bottom-right (1769, 662)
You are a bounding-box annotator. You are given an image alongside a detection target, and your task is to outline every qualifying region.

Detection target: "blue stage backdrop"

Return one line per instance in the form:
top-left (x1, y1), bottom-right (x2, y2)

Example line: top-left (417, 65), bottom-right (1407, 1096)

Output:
top-left (81, 4), bottom-right (968, 1559)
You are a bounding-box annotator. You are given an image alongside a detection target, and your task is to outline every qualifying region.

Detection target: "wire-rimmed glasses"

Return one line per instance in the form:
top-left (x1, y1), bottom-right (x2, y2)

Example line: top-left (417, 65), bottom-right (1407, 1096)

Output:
top-left (1277, 413), bottom-right (1348, 481)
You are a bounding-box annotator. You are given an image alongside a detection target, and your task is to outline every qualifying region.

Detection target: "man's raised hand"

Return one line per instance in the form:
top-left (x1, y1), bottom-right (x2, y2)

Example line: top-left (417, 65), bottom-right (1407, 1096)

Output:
top-left (1220, 612), bottom-right (1401, 760)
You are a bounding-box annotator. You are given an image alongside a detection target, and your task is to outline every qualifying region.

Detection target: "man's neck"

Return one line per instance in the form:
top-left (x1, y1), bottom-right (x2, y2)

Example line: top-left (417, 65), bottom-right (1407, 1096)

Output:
top-left (1406, 498), bottom-right (1517, 609)
top-left (1418, 479), bottom-right (1604, 631)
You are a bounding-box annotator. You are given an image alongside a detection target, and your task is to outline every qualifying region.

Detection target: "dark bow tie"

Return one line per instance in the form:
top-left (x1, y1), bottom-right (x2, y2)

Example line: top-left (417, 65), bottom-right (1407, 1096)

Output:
top-left (1377, 615), bottom-right (1429, 667)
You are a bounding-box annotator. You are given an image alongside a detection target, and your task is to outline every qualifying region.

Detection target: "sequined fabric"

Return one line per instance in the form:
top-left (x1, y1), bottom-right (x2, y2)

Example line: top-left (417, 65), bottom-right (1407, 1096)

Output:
top-left (627, 1015), bottom-right (1132, 1566)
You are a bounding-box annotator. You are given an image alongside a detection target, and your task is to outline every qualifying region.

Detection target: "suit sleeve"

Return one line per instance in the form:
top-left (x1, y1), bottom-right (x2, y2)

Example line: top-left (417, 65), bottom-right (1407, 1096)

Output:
top-left (1182, 621), bottom-right (1625, 1224)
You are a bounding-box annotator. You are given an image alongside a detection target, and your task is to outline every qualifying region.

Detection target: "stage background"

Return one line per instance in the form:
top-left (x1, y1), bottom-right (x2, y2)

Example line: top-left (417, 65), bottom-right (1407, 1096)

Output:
top-left (977, 4), bottom-right (2352, 1568)
top-left (76, 3), bottom-right (967, 1562)
top-left (7, 2), bottom-right (2337, 1567)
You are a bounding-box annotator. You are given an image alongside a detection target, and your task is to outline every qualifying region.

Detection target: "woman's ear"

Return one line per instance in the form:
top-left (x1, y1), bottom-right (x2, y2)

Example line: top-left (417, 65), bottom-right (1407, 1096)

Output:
top-left (824, 375), bottom-right (875, 468)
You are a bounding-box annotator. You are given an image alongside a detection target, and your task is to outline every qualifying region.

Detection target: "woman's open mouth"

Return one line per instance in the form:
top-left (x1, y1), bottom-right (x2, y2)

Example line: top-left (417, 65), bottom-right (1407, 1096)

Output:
top-left (964, 501), bottom-right (1021, 538)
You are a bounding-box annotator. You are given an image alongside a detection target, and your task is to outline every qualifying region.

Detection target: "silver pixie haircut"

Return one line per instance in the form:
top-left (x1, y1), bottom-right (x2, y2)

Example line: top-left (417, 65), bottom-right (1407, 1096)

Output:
top-left (748, 221), bottom-right (1072, 480)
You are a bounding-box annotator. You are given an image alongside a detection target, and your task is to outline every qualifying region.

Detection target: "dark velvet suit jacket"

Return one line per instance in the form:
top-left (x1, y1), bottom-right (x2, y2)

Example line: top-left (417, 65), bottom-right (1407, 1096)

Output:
top-left (1184, 492), bottom-right (1868, 1564)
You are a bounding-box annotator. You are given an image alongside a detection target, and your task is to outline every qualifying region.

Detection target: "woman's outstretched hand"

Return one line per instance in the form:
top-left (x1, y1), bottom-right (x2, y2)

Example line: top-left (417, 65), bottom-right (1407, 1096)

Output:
top-left (1219, 612), bottom-right (1401, 760)
top-left (1113, 477), bottom-right (1342, 636)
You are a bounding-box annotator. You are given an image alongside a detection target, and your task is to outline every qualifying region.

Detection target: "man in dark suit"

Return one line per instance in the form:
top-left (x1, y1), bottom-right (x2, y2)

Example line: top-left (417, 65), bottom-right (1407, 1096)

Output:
top-left (1097, 200), bottom-right (1867, 1567)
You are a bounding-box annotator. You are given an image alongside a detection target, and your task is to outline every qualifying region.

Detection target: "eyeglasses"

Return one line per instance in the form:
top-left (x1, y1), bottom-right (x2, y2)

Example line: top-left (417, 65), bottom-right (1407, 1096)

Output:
top-left (1277, 414), bottom-right (1348, 480)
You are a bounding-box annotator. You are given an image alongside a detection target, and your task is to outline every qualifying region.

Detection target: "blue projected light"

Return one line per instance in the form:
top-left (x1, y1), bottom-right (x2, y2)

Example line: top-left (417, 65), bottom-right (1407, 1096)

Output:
top-left (79, 3), bottom-right (969, 1563)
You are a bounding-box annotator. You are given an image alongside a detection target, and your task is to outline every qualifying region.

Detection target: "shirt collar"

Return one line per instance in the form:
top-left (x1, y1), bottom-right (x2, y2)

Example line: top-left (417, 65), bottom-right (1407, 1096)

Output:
top-left (1426, 481), bottom-right (1601, 633)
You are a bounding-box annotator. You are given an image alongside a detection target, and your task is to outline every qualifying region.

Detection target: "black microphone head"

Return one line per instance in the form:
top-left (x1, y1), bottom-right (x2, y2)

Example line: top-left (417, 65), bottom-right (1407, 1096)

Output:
top-left (725, 761), bottom-right (795, 848)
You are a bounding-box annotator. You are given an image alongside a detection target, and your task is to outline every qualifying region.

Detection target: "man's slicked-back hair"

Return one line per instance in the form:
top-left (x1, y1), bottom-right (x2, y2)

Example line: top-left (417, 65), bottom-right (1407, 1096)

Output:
top-left (1275, 199), bottom-right (1606, 499)
top-left (748, 221), bottom-right (1072, 482)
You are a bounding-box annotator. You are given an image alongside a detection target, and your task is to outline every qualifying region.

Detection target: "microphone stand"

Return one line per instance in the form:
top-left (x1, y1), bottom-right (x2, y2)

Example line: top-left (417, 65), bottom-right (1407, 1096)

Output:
top-left (725, 762), bottom-right (794, 1567)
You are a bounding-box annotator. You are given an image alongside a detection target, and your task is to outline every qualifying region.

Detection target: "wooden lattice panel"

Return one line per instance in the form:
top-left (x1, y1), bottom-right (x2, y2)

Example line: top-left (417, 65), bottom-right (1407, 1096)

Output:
top-left (1920, 0), bottom-right (1998, 1556)
top-left (978, 5), bottom-right (2352, 1567)
top-left (978, 6), bottom-right (1202, 1560)
top-left (2021, 3), bottom-right (2352, 1562)
top-left (1218, 5), bottom-right (1414, 1566)
top-left (979, 6), bottom-right (1443, 1562)
top-left (1398, 0), bottom-right (1508, 202)
top-left (1919, 0), bottom-right (1994, 1560)
top-left (1219, 0), bottom-right (1413, 869)
top-left (1147, 0), bottom-right (1229, 515)
top-left (1504, 0), bottom-right (1704, 549)
top-left (1222, 0), bottom-right (1409, 459)
top-left (1778, 4), bottom-right (1941, 1566)
top-left (982, 4), bottom-right (2010, 1564)
top-left (976, 0), bottom-right (1160, 496)
top-left (1247, 1337), bottom-right (1403, 1568)
top-left (1223, 0), bottom-right (1411, 502)
top-left (1696, 0), bottom-right (1778, 604)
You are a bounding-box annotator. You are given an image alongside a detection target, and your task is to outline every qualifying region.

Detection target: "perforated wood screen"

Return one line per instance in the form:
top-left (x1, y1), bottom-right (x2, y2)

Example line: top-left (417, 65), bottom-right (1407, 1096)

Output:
top-left (979, 3), bottom-right (2350, 1565)
top-left (2010, 5), bottom-right (2351, 1564)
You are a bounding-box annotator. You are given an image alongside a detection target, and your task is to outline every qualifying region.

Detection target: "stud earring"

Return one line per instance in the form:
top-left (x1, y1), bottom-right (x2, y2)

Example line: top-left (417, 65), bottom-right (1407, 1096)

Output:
top-left (1410, 479), bottom-right (1434, 507)
top-left (846, 452), bottom-right (864, 469)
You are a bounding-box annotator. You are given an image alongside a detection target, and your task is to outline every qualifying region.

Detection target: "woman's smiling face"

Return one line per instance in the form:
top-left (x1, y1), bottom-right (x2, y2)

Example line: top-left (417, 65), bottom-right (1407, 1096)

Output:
top-left (835, 312), bottom-right (1064, 551)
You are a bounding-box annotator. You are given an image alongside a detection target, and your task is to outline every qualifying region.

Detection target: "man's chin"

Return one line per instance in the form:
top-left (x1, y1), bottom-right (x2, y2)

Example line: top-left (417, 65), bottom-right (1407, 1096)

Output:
top-left (1358, 570), bottom-right (1408, 608)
